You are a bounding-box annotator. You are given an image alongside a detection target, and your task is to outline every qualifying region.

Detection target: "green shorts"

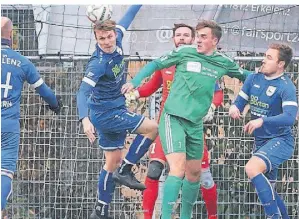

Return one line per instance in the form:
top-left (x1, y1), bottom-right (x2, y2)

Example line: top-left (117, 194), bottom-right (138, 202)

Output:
top-left (159, 112), bottom-right (204, 160)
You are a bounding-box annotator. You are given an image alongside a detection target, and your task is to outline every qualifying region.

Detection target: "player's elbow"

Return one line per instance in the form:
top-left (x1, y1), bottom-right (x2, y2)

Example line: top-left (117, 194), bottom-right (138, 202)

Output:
top-left (285, 111), bottom-right (297, 126)
top-left (285, 115), bottom-right (296, 126)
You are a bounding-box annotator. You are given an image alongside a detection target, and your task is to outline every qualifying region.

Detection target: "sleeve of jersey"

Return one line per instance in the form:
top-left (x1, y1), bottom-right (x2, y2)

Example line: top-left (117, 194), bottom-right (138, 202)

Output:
top-left (116, 5), bottom-right (142, 41)
top-left (262, 85), bottom-right (298, 126)
top-left (233, 74), bottom-right (254, 112)
top-left (76, 60), bottom-right (104, 121)
top-left (226, 61), bottom-right (253, 82)
top-left (137, 70), bottom-right (163, 97)
top-left (24, 60), bottom-right (58, 108)
top-left (131, 49), bottom-right (181, 88)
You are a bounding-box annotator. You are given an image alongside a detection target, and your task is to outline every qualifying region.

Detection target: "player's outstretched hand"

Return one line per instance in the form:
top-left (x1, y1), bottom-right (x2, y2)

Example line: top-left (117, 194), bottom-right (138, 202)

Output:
top-left (82, 117), bottom-right (96, 143)
top-left (229, 105), bottom-right (241, 119)
top-left (244, 118), bottom-right (263, 135)
top-left (203, 103), bottom-right (216, 122)
top-left (49, 95), bottom-right (63, 114)
top-left (121, 82), bottom-right (134, 94)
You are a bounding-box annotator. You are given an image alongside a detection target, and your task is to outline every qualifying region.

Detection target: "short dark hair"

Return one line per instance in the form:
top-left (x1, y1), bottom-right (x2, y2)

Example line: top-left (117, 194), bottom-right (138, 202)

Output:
top-left (269, 43), bottom-right (293, 69)
top-left (196, 20), bottom-right (222, 43)
top-left (173, 23), bottom-right (195, 38)
top-left (93, 19), bottom-right (116, 32)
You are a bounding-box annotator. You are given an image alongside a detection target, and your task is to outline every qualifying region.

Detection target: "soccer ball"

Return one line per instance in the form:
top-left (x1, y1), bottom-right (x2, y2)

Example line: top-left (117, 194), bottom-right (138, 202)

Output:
top-left (86, 5), bottom-right (113, 23)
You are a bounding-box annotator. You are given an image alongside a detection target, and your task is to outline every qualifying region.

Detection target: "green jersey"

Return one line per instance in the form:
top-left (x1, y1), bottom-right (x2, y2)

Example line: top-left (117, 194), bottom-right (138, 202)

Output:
top-left (132, 45), bottom-right (251, 123)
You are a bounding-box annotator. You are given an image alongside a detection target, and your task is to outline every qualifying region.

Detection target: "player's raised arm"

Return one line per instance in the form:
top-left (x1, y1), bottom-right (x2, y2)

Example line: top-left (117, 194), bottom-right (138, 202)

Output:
top-left (24, 60), bottom-right (61, 114)
top-left (122, 49), bottom-right (182, 94)
top-left (221, 54), bottom-right (252, 82)
top-left (124, 70), bottom-right (163, 107)
top-left (116, 5), bottom-right (142, 41)
top-left (137, 70), bottom-right (163, 97)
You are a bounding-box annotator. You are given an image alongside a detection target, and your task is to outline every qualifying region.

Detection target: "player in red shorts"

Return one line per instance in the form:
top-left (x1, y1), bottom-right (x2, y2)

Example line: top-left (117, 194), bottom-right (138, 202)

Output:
top-left (127, 23), bottom-right (223, 219)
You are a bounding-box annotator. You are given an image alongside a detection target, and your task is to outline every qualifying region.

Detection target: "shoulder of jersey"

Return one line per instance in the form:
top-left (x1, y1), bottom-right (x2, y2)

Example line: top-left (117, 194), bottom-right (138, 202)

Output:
top-left (175, 45), bottom-right (197, 52)
top-left (214, 51), bottom-right (235, 64)
top-left (280, 74), bottom-right (294, 86)
top-left (9, 49), bottom-right (29, 65)
top-left (90, 51), bottom-right (108, 65)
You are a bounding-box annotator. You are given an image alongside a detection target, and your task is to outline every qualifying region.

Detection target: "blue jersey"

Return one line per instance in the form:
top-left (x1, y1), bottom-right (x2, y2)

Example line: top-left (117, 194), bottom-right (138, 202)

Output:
top-left (1, 39), bottom-right (58, 133)
top-left (77, 5), bottom-right (142, 120)
top-left (85, 28), bottom-right (126, 109)
top-left (234, 73), bottom-right (298, 145)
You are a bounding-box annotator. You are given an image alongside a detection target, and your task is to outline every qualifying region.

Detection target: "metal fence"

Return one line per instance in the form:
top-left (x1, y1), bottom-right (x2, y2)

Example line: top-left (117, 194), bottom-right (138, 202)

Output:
top-left (2, 57), bottom-right (298, 219)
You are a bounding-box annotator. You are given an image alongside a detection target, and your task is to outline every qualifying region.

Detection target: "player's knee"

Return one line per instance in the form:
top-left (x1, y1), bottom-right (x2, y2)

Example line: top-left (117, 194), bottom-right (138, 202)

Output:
top-left (1, 175), bottom-right (12, 210)
top-left (245, 157), bottom-right (267, 178)
top-left (147, 160), bottom-right (164, 180)
top-left (245, 162), bottom-right (262, 178)
top-left (104, 150), bottom-right (122, 172)
top-left (200, 169), bottom-right (215, 189)
top-left (245, 163), bottom-right (255, 177)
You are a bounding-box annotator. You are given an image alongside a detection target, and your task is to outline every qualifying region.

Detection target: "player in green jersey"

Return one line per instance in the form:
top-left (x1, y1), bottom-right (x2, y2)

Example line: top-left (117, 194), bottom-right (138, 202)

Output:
top-left (122, 20), bottom-right (251, 219)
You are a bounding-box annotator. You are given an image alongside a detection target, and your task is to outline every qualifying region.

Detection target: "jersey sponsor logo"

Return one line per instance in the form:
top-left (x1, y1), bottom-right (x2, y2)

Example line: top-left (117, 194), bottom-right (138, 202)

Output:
top-left (266, 86), bottom-right (277, 96)
top-left (112, 59), bottom-right (125, 77)
top-left (165, 70), bottom-right (172, 74)
top-left (186, 61), bottom-right (202, 73)
top-left (250, 95), bottom-right (269, 109)
top-left (254, 84), bottom-right (260, 88)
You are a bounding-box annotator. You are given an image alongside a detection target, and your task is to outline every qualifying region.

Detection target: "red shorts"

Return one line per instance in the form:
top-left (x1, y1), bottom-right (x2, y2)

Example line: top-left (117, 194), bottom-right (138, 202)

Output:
top-left (149, 135), bottom-right (210, 169)
top-left (149, 135), bottom-right (167, 162)
top-left (201, 142), bottom-right (210, 169)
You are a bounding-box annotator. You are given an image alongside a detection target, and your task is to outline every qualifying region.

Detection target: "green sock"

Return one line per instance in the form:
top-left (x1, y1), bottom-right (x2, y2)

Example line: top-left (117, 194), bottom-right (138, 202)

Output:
top-left (180, 178), bottom-right (200, 219)
top-left (161, 175), bottom-right (183, 219)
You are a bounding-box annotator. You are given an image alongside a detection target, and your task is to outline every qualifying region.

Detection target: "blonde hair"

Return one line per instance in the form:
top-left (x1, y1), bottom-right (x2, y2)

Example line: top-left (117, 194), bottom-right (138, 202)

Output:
top-left (93, 20), bottom-right (116, 31)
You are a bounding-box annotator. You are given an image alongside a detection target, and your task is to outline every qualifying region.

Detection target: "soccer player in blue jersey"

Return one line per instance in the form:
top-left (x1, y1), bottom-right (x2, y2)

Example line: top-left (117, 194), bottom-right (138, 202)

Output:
top-left (229, 43), bottom-right (298, 219)
top-left (76, 6), bottom-right (158, 219)
top-left (1, 17), bottom-right (62, 212)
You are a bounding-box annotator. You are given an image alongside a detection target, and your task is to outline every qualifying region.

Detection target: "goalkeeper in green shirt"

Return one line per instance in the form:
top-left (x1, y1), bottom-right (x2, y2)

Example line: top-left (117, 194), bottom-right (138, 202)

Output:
top-left (122, 20), bottom-right (251, 219)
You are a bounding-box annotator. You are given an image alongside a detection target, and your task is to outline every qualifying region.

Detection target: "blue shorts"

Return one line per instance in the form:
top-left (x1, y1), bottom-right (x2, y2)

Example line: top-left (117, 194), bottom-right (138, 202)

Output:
top-left (253, 137), bottom-right (294, 181)
top-left (1, 132), bottom-right (20, 173)
top-left (90, 107), bottom-right (144, 150)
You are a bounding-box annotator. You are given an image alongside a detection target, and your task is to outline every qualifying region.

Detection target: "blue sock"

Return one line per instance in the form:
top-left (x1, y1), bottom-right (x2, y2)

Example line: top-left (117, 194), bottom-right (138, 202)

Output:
top-left (275, 192), bottom-right (289, 219)
top-left (251, 173), bottom-right (280, 218)
top-left (125, 134), bottom-right (153, 164)
top-left (97, 169), bottom-right (115, 216)
top-left (1, 175), bottom-right (12, 210)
